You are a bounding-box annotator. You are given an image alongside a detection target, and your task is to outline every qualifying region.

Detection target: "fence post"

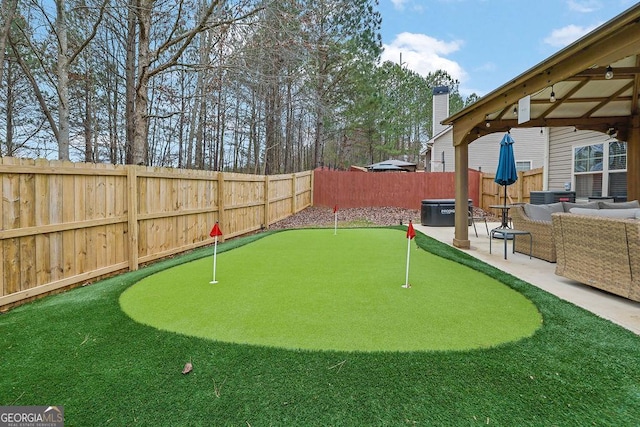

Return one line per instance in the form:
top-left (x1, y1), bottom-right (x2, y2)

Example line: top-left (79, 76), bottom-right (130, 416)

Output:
top-left (264, 175), bottom-right (270, 227)
top-left (478, 171), bottom-right (483, 208)
top-left (217, 172), bottom-right (225, 240)
top-left (517, 171), bottom-right (524, 202)
top-left (291, 173), bottom-right (297, 214)
top-left (309, 170), bottom-right (316, 206)
top-left (127, 165), bottom-right (139, 271)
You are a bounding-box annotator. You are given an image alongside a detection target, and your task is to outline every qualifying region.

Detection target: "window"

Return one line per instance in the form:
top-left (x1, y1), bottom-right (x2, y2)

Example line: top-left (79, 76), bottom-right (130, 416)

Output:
top-left (516, 161), bottom-right (532, 172)
top-left (573, 140), bottom-right (626, 199)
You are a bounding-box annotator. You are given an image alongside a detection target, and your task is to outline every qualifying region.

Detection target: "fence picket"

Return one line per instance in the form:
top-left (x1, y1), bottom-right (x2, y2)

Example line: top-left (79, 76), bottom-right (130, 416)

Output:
top-left (0, 159), bottom-right (311, 309)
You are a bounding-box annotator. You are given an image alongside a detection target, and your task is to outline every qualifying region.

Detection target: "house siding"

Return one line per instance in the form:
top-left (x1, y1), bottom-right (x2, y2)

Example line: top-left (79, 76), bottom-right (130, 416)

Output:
top-left (429, 86), bottom-right (545, 174)
top-left (431, 128), bottom-right (546, 173)
top-left (469, 128), bottom-right (546, 173)
top-left (548, 127), bottom-right (611, 191)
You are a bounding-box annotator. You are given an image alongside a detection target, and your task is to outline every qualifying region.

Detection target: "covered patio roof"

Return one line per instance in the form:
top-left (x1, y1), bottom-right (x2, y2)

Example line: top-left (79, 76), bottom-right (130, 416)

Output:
top-left (445, 3), bottom-right (640, 249)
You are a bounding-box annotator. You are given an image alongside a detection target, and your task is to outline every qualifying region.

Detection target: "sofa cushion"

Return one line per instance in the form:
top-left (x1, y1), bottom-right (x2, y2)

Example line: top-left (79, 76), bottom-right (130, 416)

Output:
top-left (562, 201), bottom-right (599, 212)
top-left (570, 207), bottom-right (640, 219)
top-left (524, 202), bottom-right (564, 222)
top-left (598, 200), bottom-right (640, 209)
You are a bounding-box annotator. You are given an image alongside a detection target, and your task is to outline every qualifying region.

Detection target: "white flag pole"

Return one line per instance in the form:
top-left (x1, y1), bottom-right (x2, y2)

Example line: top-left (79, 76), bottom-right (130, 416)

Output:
top-left (402, 236), bottom-right (411, 288)
top-left (334, 211), bottom-right (338, 235)
top-left (210, 236), bottom-right (218, 284)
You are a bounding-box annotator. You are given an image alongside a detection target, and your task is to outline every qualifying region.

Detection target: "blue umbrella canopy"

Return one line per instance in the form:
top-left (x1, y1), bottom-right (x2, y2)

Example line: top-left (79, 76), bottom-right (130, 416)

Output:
top-left (494, 133), bottom-right (518, 186)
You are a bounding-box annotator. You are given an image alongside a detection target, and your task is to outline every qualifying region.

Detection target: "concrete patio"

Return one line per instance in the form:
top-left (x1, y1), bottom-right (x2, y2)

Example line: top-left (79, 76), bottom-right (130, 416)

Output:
top-left (413, 221), bottom-right (640, 336)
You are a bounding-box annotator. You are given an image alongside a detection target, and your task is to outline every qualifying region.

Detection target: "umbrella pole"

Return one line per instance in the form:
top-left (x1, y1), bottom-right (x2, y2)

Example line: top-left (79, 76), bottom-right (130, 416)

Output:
top-left (503, 185), bottom-right (508, 228)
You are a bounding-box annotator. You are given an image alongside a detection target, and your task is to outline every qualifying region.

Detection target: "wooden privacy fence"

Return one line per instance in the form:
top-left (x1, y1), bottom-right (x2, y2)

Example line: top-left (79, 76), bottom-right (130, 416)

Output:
top-left (313, 168), bottom-right (483, 209)
top-left (314, 167), bottom-right (542, 213)
top-left (479, 167), bottom-right (544, 209)
top-left (0, 158), bottom-right (312, 309)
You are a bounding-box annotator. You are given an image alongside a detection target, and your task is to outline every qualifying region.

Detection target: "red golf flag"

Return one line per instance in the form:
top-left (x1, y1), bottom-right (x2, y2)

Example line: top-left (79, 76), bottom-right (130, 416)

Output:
top-left (333, 205), bottom-right (338, 214)
top-left (406, 220), bottom-right (416, 240)
top-left (210, 222), bottom-right (223, 237)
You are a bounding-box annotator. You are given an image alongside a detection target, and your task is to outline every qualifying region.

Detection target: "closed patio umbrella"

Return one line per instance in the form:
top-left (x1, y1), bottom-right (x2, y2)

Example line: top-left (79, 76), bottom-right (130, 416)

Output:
top-left (494, 132), bottom-right (518, 205)
top-left (494, 133), bottom-right (518, 231)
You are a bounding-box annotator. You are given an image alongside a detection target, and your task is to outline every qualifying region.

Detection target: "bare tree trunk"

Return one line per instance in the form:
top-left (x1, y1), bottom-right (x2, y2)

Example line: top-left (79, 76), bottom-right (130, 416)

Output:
top-left (105, 53), bottom-right (120, 164)
top-left (313, 43), bottom-right (327, 169)
top-left (53, 0), bottom-right (106, 161)
top-left (194, 88), bottom-right (205, 168)
top-left (3, 63), bottom-right (14, 155)
top-left (130, 0), bottom-right (152, 165)
top-left (125, 0), bottom-right (137, 164)
top-left (284, 80), bottom-right (293, 173)
top-left (84, 68), bottom-right (94, 162)
top-left (215, 80), bottom-right (225, 171)
top-left (56, 0), bottom-right (70, 160)
top-left (185, 91), bottom-right (198, 168)
top-left (251, 89), bottom-right (261, 174)
top-left (0, 0), bottom-right (18, 88)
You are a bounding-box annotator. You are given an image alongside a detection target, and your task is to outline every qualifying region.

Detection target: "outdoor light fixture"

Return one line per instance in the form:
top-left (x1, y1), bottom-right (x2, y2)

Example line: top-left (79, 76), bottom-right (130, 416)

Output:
top-left (513, 106), bottom-right (518, 116)
top-left (550, 86), bottom-right (556, 102)
top-left (605, 65), bottom-right (614, 80)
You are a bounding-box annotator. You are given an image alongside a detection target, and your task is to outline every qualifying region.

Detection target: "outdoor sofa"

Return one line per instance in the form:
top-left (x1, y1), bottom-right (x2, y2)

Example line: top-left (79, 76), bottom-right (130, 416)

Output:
top-left (510, 200), bottom-right (639, 262)
top-left (551, 210), bottom-right (640, 302)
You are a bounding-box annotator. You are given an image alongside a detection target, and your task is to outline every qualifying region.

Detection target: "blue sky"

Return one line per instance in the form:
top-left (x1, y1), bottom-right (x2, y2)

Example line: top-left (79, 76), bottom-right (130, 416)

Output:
top-left (378, 0), bottom-right (637, 97)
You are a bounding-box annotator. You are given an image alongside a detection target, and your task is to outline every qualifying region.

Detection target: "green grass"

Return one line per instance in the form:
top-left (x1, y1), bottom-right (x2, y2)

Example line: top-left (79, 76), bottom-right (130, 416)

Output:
top-left (120, 229), bottom-right (541, 352)
top-left (1, 227), bottom-right (639, 426)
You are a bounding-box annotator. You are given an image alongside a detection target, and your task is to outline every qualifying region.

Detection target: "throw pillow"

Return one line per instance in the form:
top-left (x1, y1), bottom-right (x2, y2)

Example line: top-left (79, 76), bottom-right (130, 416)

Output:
top-left (562, 201), bottom-right (599, 212)
top-left (524, 202), bottom-right (563, 222)
top-left (598, 200), bottom-right (640, 209)
top-left (570, 207), bottom-right (640, 219)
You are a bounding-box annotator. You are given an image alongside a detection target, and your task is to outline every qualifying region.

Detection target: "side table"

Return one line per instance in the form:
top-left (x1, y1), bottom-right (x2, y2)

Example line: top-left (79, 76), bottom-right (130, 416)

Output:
top-left (489, 229), bottom-right (532, 260)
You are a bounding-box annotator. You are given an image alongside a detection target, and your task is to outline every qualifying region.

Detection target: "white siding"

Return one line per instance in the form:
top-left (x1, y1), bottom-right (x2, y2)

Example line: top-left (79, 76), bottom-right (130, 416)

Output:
top-left (431, 130), bottom-right (454, 172)
top-left (469, 128), bottom-right (546, 173)
top-left (431, 127), bottom-right (546, 174)
top-left (429, 87), bottom-right (544, 175)
top-left (548, 127), bottom-right (610, 191)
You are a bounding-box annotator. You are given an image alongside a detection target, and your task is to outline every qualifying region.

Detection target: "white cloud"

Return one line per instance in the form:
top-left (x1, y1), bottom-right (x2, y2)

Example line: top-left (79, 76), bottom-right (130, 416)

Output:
top-left (391, 0), bottom-right (408, 10)
top-left (543, 23), bottom-right (601, 47)
top-left (567, 0), bottom-right (602, 13)
top-left (474, 62), bottom-right (496, 73)
top-left (381, 32), bottom-right (467, 83)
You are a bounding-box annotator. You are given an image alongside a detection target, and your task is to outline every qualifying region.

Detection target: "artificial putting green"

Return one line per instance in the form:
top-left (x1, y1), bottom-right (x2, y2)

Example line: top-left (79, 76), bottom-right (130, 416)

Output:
top-left (120, 228), bottom-right (542, 352)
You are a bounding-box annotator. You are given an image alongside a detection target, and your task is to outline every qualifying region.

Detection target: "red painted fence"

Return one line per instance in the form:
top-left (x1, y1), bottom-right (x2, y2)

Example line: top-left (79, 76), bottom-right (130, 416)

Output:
top-left (313, 169), bottom-right (482, 210)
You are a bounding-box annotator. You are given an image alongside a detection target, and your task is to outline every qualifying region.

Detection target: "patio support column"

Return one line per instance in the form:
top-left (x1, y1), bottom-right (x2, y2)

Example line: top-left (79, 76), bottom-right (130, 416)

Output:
top-left (628, 115), bottom-right (640, 202)
top-left (453, 131), bottom-right (470, 249)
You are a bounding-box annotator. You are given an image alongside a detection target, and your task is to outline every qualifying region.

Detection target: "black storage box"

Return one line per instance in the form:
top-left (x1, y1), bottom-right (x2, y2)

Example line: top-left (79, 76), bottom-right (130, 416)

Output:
top-left (530, 191), bottom-right (576, 204)
top-left (421, 199), bottom-right (472, 226)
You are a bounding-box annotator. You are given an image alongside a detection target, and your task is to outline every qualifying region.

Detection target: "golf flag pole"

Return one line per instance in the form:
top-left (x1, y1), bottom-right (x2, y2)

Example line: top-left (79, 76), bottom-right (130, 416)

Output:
top-left (403, 220), bottom-right (416, 288)
top-left (210, 222), bottom-right (223, 284)
top-left (333, 205), bottom-right (338, 235)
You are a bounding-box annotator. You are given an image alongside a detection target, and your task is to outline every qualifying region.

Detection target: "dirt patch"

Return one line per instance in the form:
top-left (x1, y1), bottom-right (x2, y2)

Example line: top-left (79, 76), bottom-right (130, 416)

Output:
top-left (269, 206), bottom-right (421, 229)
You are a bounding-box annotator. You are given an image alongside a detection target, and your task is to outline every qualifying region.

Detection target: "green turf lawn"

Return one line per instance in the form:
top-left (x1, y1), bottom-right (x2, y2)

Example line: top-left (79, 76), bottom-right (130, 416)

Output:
top-left (1, 227), bottom-right (639, 426)
top-left (120, 228), bottom-right (541, 351)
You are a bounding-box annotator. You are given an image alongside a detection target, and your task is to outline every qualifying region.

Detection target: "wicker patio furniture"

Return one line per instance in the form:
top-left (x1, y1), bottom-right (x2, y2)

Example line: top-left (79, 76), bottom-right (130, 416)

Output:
top-left (510, 204), bottom-right (557, 262)
top-left (552, 212), bottom-right (640, 302)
